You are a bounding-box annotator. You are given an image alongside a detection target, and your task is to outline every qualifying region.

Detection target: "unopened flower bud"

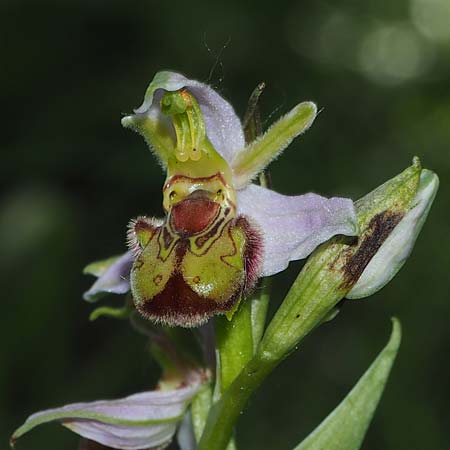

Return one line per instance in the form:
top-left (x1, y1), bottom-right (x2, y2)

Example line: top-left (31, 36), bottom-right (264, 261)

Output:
top-left (338, 157), bottom-right (422, 293)
top-left (260, 158), bottom-right (435, 360)
top-left (347, 168), bottom-right (438, 299)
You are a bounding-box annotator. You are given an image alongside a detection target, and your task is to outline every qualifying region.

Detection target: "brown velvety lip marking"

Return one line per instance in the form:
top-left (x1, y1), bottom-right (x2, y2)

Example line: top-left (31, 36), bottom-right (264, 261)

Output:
top-left (136, 271), bottom-right (238, 327)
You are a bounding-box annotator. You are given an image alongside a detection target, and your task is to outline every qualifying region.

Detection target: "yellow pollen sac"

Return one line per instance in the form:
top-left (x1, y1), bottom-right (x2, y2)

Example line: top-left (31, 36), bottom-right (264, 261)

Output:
top-left (161, 89), bottom-right (206, 162)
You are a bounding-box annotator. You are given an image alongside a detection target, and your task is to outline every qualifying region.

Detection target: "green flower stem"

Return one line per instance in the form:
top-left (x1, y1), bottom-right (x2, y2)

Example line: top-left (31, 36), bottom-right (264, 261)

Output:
top-left (197, 351), bottom-right (277, 450)
top-left (215, 299), bottom-right (254, 394)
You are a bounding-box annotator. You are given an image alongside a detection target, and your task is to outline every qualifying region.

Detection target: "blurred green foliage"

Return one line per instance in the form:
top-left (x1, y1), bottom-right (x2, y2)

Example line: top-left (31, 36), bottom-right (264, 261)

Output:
top-left (1, 0), bottom-right (449, 449)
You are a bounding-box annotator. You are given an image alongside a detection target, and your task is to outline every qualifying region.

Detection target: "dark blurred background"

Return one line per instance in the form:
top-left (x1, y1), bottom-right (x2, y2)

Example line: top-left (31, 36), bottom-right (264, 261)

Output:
top-left (1, 0), bottom-right (449, 449)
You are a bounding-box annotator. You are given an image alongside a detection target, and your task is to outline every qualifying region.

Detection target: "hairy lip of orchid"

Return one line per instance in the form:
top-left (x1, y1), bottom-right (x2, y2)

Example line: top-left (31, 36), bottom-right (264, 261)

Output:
top-left (83, 71), bottom-right (358, 327)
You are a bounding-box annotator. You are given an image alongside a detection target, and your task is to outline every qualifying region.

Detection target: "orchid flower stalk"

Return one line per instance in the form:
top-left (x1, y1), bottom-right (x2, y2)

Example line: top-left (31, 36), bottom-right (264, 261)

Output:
top-left (12, 71), bottom-right (438, 450)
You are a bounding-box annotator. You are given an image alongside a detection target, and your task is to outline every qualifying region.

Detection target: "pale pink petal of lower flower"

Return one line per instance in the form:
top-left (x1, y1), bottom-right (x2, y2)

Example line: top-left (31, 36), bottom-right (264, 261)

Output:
top-left (64, 420), bottom-right (176, 450)
top-left (12, 384), bottom-right (203, 450)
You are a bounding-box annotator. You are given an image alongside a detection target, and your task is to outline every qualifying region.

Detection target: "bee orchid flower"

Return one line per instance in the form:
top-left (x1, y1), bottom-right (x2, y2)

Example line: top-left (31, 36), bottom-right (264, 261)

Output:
top-left (84, 71), bottom-right (358, 327)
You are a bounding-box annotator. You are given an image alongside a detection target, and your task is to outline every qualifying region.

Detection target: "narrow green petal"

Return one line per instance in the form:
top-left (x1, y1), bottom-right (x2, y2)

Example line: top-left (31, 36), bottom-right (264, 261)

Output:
top-left (232, 102), bottom-right (317, 189)
top-left (89, 304), bottom-right (131, 321)
top-left (293, 318), bottom-right (401, 450)
top-left (83, 255), bottom-right (122, 277)
top-left (121, 113), bottom-right (175, 167)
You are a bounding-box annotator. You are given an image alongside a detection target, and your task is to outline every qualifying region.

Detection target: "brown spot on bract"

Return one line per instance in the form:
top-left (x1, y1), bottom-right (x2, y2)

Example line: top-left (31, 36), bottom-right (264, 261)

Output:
top-left (341, 210), bottom-right (403, 289)
top-left (193, 276), bottom-right (201, 284)
top-left (153, 274), bottom-right (163, 285)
